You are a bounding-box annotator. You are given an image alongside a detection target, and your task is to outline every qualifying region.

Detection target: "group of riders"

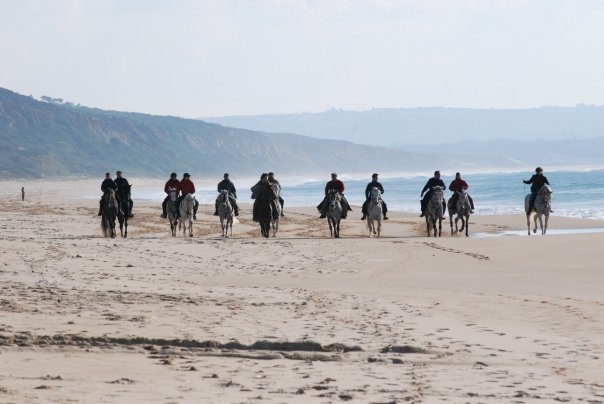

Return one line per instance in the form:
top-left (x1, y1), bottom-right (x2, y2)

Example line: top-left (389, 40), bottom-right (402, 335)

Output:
top-left (98, 167), bottom-right (551, 220)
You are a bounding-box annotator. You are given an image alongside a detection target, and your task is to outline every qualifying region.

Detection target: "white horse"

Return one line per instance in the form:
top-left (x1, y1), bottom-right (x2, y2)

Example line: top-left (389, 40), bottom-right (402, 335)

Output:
top-left (217, 189), bottom-right (234, 238)
top-left (270, 183), bottom-right (281, 237)
top-left (425, 186), bottom-right (445, 237)
top-left (366, 187), bottom-right (383, 238)
top-left (448, 189), bottom-right (471, 237)
top-left (326, 189), bottom-right (342, 238)
top-left (525, 184), bottom-right (553, 235)
top-left (167, 188), bottom-right (179, 237)
top-left (178, 193), bottom-right (195, 237)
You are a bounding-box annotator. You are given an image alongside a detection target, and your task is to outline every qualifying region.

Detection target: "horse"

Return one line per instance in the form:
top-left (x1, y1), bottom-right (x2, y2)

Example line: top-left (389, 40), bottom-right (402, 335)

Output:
top-left (425, 186), bottom-right (444, 237)
top-left (166, 187), bottom-right (179, 237)
top-left (100, 189), bottom-right (119, 238)
top-left (448, 188), bottom-right (471, 237)
top-left (116, 184), bottom-right (131, 238)
top-left (178, 193), bottom-right (195, 237)
top-left (217, 189), bottom-right (234, 238)
top-left (366, 187), bottom-right (383, 238)
top-left (270, 183), bottom-right (281, 237)
top-left (326, 189), bottom-right (342, 238)
top-left (256, 195), bottom-right (273, 238)
top-left (525, 184), bottom-right (553, 235)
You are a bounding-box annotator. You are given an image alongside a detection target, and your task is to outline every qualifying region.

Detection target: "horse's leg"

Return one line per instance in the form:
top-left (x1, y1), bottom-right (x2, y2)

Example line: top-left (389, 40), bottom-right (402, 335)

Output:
top-left (335, 219), bottom-right (340, 238)
top-left (377, 217), bottom-right (381, 238)
top-left (438, 216), bottom-right (442, 237)
top-left (450, 214), bottom-right (454, 235)
top-left (526, 213), bottom-right (531, 236)
top-left (544, 212), bottom-right (549, 235)
top-left (465, 214), bottom-right (469, 237)
top-left (533, 213), bottom-right (538, 234)
top-left (425, 217), bottom-right (430, 237)
top-left (189, 217), bottom-right (193, 237)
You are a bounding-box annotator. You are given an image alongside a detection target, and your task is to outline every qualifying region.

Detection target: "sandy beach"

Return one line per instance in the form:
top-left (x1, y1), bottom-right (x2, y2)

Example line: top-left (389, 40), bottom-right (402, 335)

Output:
top-left (1, 180), bottom-right (603, 403)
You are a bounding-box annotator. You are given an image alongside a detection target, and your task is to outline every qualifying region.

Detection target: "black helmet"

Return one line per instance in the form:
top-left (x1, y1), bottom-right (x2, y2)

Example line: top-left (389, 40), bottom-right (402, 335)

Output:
top-left (170, 172), bottom-right (177, 178)
top-left (183, 173), bottom-right (190, 177)
top-left (535, 167), bottom-right (543, 173)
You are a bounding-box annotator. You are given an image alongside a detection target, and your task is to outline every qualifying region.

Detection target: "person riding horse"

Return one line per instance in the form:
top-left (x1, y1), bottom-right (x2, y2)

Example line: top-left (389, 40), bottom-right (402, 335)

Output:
top-left (523, 167), bottom-right (552, 214)
top-left (251, 173), bottom-right (275, 222)
top-left (214, 173), bottom-right (239, 216)
top-left (177, 173), bottom-right (199, 220)
top-left (161, 173), bottom-right (180, 219)
top-left (361, 173), bottom-right (388, 221)
top-left (98, 172), bottom-right (117, 216)
top-left (420, 170), bottom-right (447, 217)
top-left (268, 172), bottom-right (285, 217)
top-left (448, 172), bottom-right (475, 213)
top-left (114, 170), bottom-right (134, 218)
top-left (317, 173), bottom-right (352, 219)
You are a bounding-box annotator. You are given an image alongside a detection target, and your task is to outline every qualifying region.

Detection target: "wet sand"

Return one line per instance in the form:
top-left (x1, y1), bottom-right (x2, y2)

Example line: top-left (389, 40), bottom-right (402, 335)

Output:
top-left (1, 180), bottom-right (603, 403)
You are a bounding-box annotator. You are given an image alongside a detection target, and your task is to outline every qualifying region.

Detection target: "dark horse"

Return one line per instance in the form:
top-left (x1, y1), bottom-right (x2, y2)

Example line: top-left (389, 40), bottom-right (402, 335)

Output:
top-left (116, 184), bottom-right (131, 238)
top-left (256, 194), bottom-right (273, 238)
top-left (101, 189), bottom-right (119, 238)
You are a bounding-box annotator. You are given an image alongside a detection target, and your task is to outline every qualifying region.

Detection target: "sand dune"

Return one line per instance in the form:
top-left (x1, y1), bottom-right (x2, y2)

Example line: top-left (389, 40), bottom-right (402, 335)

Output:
top-left (1, 180), bottom-right (603, 403)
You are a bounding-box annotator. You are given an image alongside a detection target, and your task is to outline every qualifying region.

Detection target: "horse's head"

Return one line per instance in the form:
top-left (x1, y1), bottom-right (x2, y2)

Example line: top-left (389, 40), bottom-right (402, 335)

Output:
top-left (271, 183), bottom-right (280, 198)
top-left (219, 189), bottom-right (229, 203)
top-left (168, 187), bottom-right (178, 202)
top-left (539, 184), bottom-right (553, 201)
top-left (370, 187), bottom-right (381, 201)
top-left (328, 189), bottom-right (340, 207)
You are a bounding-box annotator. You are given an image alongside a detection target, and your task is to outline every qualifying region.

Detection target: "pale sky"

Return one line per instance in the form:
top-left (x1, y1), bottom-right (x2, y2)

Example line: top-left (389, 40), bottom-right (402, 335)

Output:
top-left (2, 0), bottom-right (604, 117)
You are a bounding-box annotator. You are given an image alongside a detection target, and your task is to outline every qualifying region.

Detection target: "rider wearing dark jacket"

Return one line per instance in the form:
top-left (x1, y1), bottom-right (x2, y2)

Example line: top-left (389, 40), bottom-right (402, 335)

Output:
top-left (251, 173), bottom-right (275, 222)
top-left (161, 173), bottom-right (180, 218)
top-left (214, 173), bottom-right (239, 216)
top-left (523, 167), bottom-right (551, 214)
top-left (98, 172), bottom-right (117, 216)
top-left (317, 173), bottom-right (352, 219)
top-left (114, 170), bottom-right (133, 218)
top-left (361, 173), bottom-right (388, 220)
top-left (420, 171), bottom-right (446, 217)
top-left (448, 172), bottom-right (475, 212)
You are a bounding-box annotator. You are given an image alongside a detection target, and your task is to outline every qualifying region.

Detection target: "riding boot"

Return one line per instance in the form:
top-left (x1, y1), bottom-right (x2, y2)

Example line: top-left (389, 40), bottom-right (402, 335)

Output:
top-left (213, 200), bottom-right (219, 216)
top-left (419, 198), bottom-right (426, 217)
top-left (317, 199), bottom-right (326, 218)
top-left (383, 201), bottom-right (388, 220)
top-left (231, 198), bottom-right (239, 216)
top-left (279, 197), bottom-right (284, 216)
top-left (193, 200), bottom-right (199, 220)
top-left (361, 199), bottom-right (368, 220)
top-left (98, 199), bottom-right (102, 216)
top-left (469, 195), bottom-right (475, 213)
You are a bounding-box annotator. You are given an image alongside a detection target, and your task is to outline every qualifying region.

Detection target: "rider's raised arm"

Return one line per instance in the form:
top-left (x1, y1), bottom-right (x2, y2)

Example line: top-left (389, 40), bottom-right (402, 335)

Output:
top-left (523, 176), bottom-right (534, 185)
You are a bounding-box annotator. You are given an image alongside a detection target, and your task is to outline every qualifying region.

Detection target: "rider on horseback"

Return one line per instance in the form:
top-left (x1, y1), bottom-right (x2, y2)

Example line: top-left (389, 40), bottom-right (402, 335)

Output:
top-left (161, 172), bottom-right (180, 219)
top-left (177, 173), bottom-right (199, 220)
top-left (317, 173), bottom-right (352, 219)
top-left (98, 172), bottom-right (117, 216)
top-left (251, 173), bottom-right (274, 222)
top-left (448, 172), bottom-right (475, 213)
top-left (523, 167), bottom-right (552, 214)
top-left (361, 173), bottom-right (388, 221)
top-left (268, 172), bottom-right (285, 217)
top-left (214, 173), bottom-right (239, 216)
top-left (420, 170), bottom-right (446, 217)
top-left (114, 170), bottom-right (134, 218)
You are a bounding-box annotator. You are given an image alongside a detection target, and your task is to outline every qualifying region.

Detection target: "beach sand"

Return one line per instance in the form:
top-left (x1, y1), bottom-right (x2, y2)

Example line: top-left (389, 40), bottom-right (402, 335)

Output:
top-left (1, 180), bottom-right (603, 403)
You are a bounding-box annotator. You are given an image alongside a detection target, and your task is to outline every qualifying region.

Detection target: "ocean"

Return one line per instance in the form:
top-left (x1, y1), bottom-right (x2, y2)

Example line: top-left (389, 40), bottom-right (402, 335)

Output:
top-left (128, 169), bottom-right (604, 220)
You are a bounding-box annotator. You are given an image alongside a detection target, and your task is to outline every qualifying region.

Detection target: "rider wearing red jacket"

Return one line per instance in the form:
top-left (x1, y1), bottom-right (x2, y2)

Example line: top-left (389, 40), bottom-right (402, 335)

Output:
top-left (160, 173), bottom-right (180, 218)
top-left (448, 172), bottom-right (475, 212)
top-left (177, 173), bottom-right (199, 220)
top-left (317, 173), bottom-right (352, 219)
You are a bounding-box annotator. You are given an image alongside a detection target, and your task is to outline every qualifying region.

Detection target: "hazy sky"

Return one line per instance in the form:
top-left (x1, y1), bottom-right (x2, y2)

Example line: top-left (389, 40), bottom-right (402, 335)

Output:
top-left (2, 0), bottom-right (604, 117)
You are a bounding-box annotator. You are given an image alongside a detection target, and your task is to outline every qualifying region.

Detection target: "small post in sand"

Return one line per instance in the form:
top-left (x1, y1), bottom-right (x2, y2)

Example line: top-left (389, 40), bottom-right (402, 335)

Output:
top-left (21, 187), bottom-right (25, 201)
